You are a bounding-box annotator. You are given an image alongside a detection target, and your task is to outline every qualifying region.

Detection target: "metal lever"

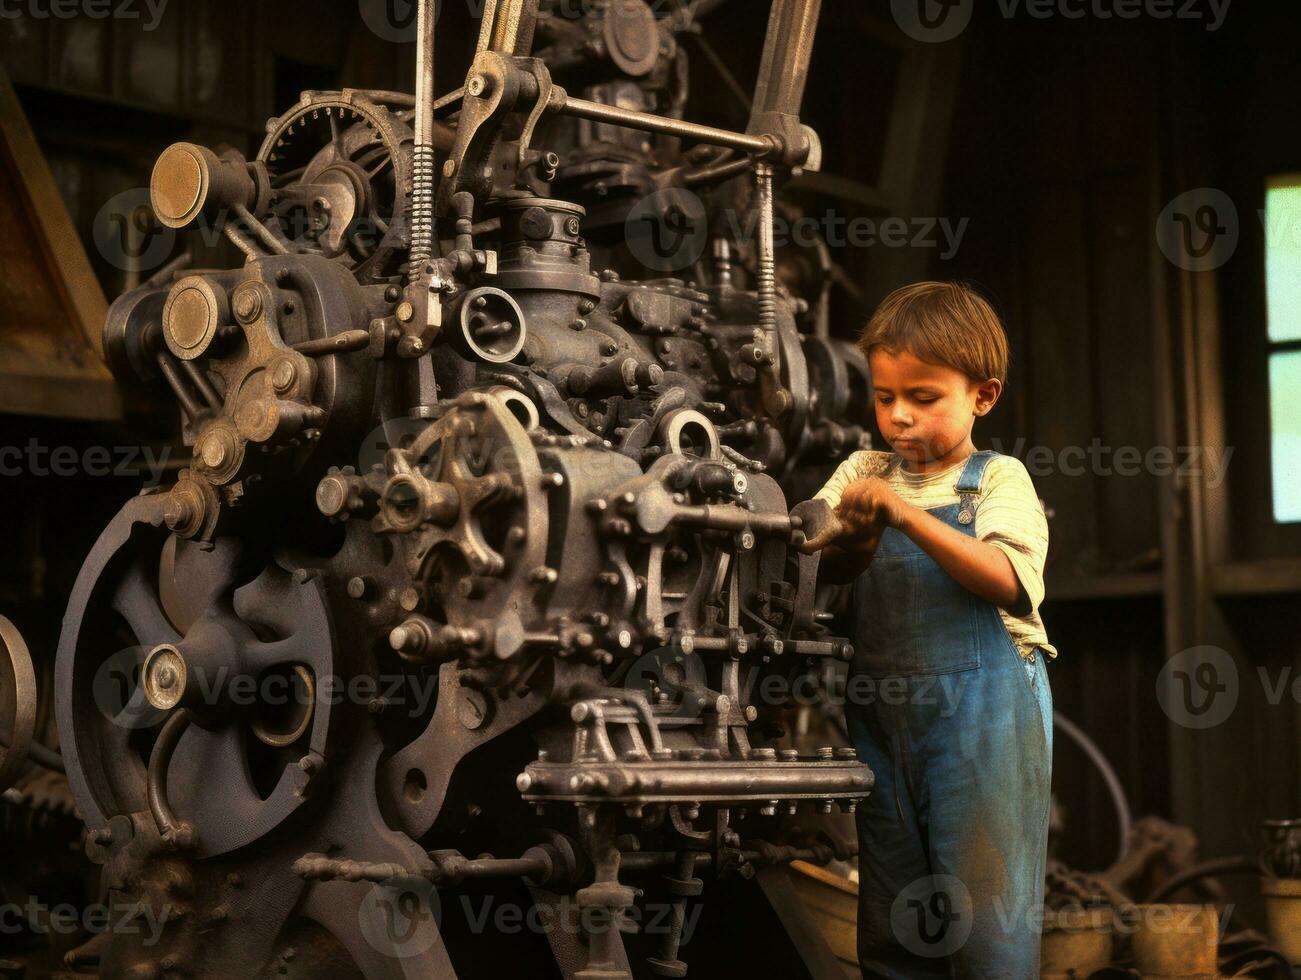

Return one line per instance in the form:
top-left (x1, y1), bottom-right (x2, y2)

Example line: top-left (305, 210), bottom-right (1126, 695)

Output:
top-left (477, 0), bottom-right (539, 56)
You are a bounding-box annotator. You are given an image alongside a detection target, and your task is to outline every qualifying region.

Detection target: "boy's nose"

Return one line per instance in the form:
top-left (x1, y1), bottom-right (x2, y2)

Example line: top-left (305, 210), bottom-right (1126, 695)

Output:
top-left (891, 405), bottom-right (913, 426)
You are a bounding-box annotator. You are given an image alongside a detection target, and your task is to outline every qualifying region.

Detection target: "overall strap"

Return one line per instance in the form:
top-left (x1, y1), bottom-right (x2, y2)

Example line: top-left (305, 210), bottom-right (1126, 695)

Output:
top-left (954, 450), bottom-right (999, 526)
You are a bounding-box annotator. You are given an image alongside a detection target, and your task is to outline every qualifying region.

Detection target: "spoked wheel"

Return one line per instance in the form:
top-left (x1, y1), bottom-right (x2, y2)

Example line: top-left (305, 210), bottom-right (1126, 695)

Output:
top-left (56, 495), bottom-right (341, 857)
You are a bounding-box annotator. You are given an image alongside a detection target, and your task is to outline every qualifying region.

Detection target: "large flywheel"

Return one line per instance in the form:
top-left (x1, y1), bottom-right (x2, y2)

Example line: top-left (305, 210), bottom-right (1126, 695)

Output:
top-left (56, 494), bottom-right (342, 858)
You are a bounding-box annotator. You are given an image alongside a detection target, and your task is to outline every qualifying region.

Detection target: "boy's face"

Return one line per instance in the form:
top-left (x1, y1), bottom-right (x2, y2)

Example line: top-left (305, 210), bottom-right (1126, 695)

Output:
top-left (869, 348), bottom-right (1002, 472)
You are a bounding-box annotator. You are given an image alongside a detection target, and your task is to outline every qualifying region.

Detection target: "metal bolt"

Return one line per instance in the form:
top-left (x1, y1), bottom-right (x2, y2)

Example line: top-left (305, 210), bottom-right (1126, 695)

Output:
top-left (271, 359), bottom-right (296, 393)
top-left (199, 434), bottom-right (229, 469)
top-left (234, 289), bottom-right (262, 323)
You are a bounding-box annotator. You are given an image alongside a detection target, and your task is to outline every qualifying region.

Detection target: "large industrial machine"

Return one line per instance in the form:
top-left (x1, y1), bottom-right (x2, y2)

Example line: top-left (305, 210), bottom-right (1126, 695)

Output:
top-left (1, 1), bottom-right (884, 975)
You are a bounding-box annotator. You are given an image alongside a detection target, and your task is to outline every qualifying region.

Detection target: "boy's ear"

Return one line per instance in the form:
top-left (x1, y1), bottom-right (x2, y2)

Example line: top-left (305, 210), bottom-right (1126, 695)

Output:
top-left (972, 378), bottom-right (1002, 417)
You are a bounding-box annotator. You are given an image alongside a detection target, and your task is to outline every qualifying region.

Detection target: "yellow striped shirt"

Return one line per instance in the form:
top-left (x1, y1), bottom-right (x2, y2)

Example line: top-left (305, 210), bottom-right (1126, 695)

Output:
top-left (814, 450), bottom-right (1057, 661)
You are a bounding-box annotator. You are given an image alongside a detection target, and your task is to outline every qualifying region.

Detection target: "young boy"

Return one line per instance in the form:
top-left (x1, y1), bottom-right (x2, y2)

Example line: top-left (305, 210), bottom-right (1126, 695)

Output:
top-left (798, 281), bottom-right (1055, 978)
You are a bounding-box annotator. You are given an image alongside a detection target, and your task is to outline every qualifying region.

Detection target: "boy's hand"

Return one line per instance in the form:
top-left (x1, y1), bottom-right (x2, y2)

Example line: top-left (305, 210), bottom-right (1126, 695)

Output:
top-left (837, 477), bottom-right (906, 532)
top-left (793, 477), bottom-right (905, 557)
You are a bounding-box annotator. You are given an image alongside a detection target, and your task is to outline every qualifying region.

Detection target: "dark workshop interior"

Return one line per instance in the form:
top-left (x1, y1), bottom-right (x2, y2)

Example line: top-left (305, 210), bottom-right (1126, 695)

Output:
top-left (0, 1), bottom-right (1298, 977)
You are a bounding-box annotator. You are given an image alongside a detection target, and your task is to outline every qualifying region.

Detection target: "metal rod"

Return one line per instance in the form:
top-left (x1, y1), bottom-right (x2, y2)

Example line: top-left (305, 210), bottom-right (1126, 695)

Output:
top-left (223, 223), bottom-right (263, 262)
top-left (233, 205), bottom-right (289, 256)
top-left (0, 731), bottom-right (64, 773)
top-left (755, 161), bottom-right (778, 360)
top-left (558, 96), bottom-right (775, 157)
top-left (750, 0), bottom-right (823, 124)
top-left (179, 359), bottom-right (223, 411)
top-left (292, 330), bottom-right (372, 357)
top-left (684, 156), bottom-right (753, 188)
top-left (410, 0), bottom-right (438, 266)
top-left (452, 856), bottom-right (548, 880)
top-left (476, 0), bottom-right (501, 53)
top-left (147, 709), bottom-right (192, 842)
top-left (142, 249), bottom-right (193, 291)
top-left (156, 353), bottom-right (204, 420)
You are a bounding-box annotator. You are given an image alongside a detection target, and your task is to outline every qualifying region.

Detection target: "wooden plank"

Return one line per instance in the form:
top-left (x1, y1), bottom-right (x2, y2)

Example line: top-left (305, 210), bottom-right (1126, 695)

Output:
top-left (756, 865), bottom-right (853, 980)
top-left (0, 64), bottom-right (119, 420)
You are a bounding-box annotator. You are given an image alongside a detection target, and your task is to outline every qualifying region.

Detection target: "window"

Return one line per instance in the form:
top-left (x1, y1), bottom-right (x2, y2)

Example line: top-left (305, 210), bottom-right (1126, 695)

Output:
top-left (1263, 177), bottom-right (1301, 522)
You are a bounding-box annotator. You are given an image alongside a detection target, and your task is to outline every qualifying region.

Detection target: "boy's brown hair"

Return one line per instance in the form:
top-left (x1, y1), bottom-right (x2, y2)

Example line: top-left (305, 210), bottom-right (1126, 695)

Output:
top-left (856, 281), bottom-right (1009, 384)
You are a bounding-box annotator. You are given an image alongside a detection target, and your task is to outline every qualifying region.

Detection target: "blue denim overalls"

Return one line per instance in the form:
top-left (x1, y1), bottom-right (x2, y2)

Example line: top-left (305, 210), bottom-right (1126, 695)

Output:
top-left (846, 450), bottom-right (1053, 978)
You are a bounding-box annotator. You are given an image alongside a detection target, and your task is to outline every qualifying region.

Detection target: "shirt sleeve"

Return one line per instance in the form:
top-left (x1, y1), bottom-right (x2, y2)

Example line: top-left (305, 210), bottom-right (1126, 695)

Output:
top-left (974, 456), bottom-right (1050, 614)
top-left (813, 451), bottom-right (889, 508)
